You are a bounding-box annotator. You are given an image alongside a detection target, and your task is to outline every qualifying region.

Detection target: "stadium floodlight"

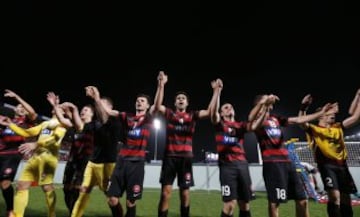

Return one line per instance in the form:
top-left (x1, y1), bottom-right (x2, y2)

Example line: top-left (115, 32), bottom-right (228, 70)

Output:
top-left (153, 118), bottom-right (161, 161)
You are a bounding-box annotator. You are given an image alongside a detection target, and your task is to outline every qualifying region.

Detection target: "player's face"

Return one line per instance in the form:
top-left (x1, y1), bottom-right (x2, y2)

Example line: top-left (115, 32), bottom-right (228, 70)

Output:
top-left (135, 97), bottom-right (150, 111)
top-left (14, 104), bottom-right (28, 116)
top-left (220, 103), bottom-right (235, 117)
top-left (321, 113), bottom-right (336, 124)
top-left (80, 106), bottom-right (94, 121)
top-left (174, 94), bottom-right (188, 110)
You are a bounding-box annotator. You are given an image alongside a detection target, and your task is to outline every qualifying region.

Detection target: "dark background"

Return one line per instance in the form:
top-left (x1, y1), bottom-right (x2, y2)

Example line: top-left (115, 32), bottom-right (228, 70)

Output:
top-left (2, 1), bottom-right (360, 162)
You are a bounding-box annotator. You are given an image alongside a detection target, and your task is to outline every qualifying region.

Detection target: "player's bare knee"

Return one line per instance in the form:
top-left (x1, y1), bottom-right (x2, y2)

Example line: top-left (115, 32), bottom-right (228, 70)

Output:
top-left (0, 180), bottom-right (11, 189)
top-left (296, 199), bottom-right (308, 207)
top-left (108, 196), bottom-right (119, 206)
top-left (223, 200), bottom-right (236, 213)
top-left (80, 186), bottom-right (92, 193)
top-left (16, 181), bottom-right (31, 190)
top-left (161, 189), bottom-right (172, 200)
top-left (41, 184), bottom-right (54, 192)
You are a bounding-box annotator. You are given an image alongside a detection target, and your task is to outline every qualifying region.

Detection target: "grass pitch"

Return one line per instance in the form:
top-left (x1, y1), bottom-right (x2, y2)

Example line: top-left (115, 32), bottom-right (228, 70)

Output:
top-left (1, 185), bottom-right (359, 217)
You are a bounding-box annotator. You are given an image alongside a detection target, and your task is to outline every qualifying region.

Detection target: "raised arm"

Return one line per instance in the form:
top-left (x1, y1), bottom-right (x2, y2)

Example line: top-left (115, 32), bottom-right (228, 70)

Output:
top-left (4, 89), bottom-right (38, 121)
top-left (47, 92), bottom-right (73, 129)
top-left (85, 86), bottom-right (118, 123)
top-left (343, 90), bottom-right (360, 128)
top-left (248, 94), bottom-right (279, 121)
top-left (153, 71), bottom-right (167, 114)
top-left (288, 102), bottom-right (337, 125)
top-left (348, 88), bottom-right (360, 115)
top-left (209, 79), bottom-right (223, 124)
top-left (248, 96), bottom-right (271, 131)
top-left (298, 94), bottom-right (313, 129)
top-left (198, 78), bottom-right (223, 119)
top-left (61, 102), bottom-right (83, 131)
top-left (37, 124), bottom-right (67, 148)
top-left (0, 115), bottom-right (43, 137)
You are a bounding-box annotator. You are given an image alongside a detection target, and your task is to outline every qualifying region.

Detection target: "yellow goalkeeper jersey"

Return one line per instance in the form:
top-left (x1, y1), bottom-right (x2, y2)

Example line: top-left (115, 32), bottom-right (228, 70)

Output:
top-left (9, 117), bottom-right (67, 157)
top-left (305, 123), bottom-right (347, 161)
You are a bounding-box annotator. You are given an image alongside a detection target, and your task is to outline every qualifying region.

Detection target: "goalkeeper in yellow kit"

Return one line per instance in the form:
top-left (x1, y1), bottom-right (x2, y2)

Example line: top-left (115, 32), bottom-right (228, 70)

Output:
top-left (0, 92), bottom-right (71, 217)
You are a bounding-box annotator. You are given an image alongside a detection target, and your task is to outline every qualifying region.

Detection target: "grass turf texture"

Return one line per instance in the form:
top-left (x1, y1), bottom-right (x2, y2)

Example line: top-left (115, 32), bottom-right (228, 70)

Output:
top-left (1, 185), bottom-right (360, 217)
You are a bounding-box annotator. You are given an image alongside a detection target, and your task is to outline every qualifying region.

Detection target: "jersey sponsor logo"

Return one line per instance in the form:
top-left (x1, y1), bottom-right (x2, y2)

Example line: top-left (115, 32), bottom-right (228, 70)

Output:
top-left (266, 128), bottom-right (281, 136)
top-left (128, 128), bottom-right (141, 137)
top-left (3, 128), bottom-right (15, 135)
top-left (41, 128), bottom-right (51, 135)
top-left (223, 136), bottom-right (238, 144)
top-left (174, 125), bottom-right (190, 131)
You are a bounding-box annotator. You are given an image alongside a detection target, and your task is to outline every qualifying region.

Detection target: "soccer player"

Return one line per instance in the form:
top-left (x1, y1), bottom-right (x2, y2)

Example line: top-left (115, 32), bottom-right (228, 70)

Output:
top-left (60, 102), bottom-right (95, 214)
top-left (0, 89), bottom-right (38, 217)
top-left (71, 89), bottom-right (120, 217)
top-left (0, 92), bottom-right (69, 217)
top-left (348, 88), bottom-right (360, 115)
top-left (250, 94), bottom-right (336, 217)
top-left (154, 71), bottom-right (217, 217)
top-left (299, 91), bottom-right (360, 217)
top-left (209, 79), bottom-right (269, 217)
top-left (85, 85), bottom-right (155, 217)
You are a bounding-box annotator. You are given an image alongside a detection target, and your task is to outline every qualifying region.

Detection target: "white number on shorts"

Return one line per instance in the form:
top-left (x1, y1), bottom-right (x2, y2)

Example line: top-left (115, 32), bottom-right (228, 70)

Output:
top-left (221, 185), bottom-right (231, 196)
top-left (275, 188), bottom-right (287, 200)
top-left (325, 177), bottom-right (333, 187)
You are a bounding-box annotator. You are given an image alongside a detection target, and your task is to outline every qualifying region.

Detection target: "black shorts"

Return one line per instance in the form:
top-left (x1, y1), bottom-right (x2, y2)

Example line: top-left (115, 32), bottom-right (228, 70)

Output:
top-left (107, 158), bottom-right (145, 201)
top-left (263, 162), bottom-right (307, 203)
top-left (63, 159), bottom-right (89, 186)
top-left (318, 163), bottom-right (357, 194)
top-left (219, 161), bottom-right (252, 202)
top-left (0, 154), bottom-right (22, 181)
top-left (159, 157), bottom-right (194, 188)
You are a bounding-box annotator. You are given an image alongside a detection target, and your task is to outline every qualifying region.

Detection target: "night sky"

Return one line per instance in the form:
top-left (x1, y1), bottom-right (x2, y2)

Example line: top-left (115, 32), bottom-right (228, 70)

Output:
top-left (2, 1), bottom-right (360, 162)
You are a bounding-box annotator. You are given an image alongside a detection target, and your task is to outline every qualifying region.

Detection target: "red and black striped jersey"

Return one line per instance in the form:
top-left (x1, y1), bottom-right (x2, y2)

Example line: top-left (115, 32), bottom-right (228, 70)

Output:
top-left (118, 112), bottom-right (151, 160)
top-left (164, 108), bottom-right (199, 158)
top-left (214, 120), bottom-right (249, 163)
top-left (255, 114), bottom-right (290, 163)
top-left (68, 123), bottom-right (95, 162)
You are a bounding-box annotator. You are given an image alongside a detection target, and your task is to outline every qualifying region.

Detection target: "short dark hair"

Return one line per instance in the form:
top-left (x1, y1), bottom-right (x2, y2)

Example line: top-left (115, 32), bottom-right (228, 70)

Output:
top-left (83, 104), bottom-right (95, 113)
top-left (175, 91), bottom-right (189, 101)
top-left (137, 93), bottom-right (152, 105)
